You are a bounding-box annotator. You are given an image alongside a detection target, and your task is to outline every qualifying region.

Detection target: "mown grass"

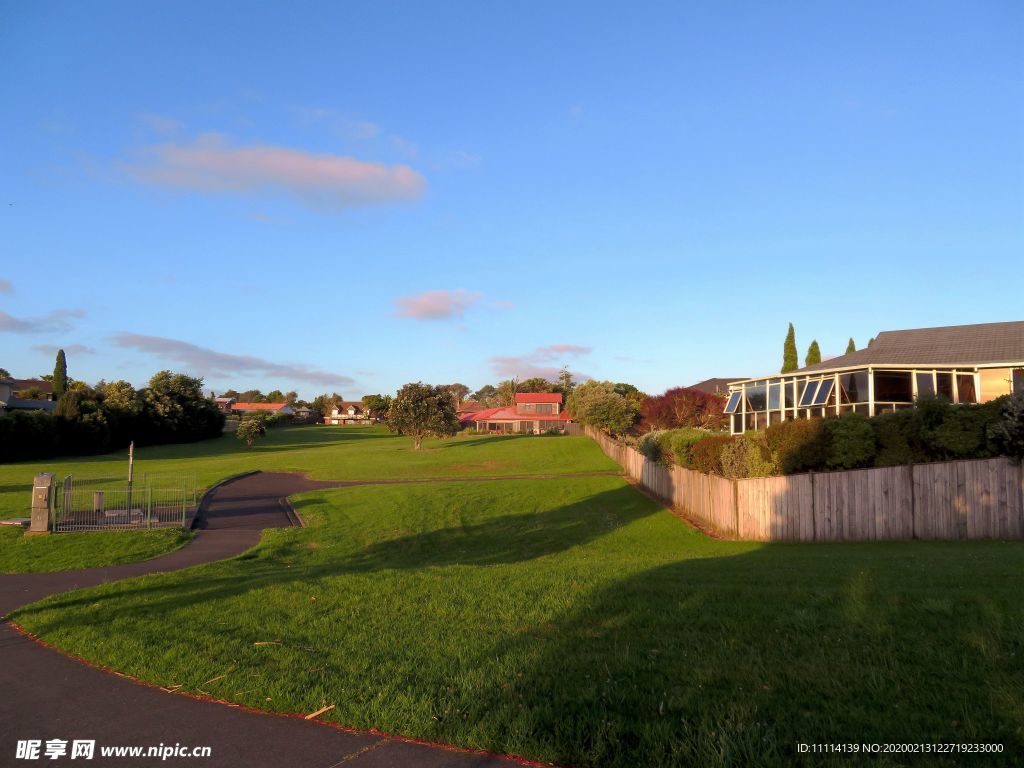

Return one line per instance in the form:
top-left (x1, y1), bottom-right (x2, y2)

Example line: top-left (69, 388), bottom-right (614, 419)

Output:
top-left (0, 526), bottom-right (192, 573)
top-left (0, 426), bottom-right (618, 521)
top-left (13, 476), bottom-right (1024, 767)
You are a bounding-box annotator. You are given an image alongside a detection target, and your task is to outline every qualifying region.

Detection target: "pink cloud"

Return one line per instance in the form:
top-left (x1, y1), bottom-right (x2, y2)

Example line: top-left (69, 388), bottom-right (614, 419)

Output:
top-left (394, 289), bottom-right (483, 320)
top-left (120, 133), bottom-right (425, 210)
top-left (489, 344), bottom-right (593, 381)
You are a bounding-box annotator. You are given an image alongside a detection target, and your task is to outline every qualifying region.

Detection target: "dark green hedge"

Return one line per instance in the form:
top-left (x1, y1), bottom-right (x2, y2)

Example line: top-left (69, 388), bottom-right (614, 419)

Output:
top-left (662, 393), bottom-right (1023, 479)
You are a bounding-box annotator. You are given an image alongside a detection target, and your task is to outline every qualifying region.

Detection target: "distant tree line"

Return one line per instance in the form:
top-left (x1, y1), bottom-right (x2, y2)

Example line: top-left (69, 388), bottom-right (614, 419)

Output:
top-left (0, 351), bottom-right (224, 463)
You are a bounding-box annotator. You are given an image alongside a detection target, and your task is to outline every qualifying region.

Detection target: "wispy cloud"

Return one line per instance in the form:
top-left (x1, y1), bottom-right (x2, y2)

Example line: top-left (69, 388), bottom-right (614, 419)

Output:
top-left (0, 278), bottom-right (12, 294)
top-left (119, 133), bottom-right (425, 210)
top-left (489, 344), bottom-right (592, 381)
top-left (291, 107), bottom-right (381, 141)
top-left (394, 289), bottom-right (483, 320)
top-left (110, 333), bottom-right (354, 386)
top-left (137, 113), bottom-right (185, 136)
top-left (0, 308), bottom-right (85, 334)
top-left (32, 343), bottom-right (95, 356)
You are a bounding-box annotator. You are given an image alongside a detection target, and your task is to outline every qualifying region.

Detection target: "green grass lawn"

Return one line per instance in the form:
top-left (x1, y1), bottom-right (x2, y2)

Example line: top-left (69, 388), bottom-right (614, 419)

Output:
top-left (0, 426), bottom-right (619, 521)
top-left (0, 526), bottom-right (193, 573)
top-left (13, 475), bottom-right (1024, 767)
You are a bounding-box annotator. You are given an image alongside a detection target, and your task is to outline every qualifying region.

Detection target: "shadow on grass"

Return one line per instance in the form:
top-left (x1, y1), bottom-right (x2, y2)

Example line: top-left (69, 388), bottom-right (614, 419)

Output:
top-left (14, 484), bottom-right (655, 621)
top-left (468, 544), bottom-right (1024, 767)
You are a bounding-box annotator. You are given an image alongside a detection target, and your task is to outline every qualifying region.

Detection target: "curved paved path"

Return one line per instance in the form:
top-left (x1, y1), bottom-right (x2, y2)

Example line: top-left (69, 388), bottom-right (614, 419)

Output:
top-left (0, 472), bottom-right (527, 768)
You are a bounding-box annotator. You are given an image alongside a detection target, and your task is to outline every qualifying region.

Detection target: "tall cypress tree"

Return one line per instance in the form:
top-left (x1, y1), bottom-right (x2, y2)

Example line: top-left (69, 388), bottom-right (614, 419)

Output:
top-left (52, 349), bottom-right (68, 400)
top-left (805, 340), bottom-right (822, 366)
top-left (781, 323), bottom-right (798, 373)
top-left (845, 338), bottom-right (856, 354)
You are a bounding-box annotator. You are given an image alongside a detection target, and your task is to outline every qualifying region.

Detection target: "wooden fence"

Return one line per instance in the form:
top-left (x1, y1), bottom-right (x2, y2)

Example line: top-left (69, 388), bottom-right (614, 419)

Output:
top-left (584, 427), bottom-right (1024, 541)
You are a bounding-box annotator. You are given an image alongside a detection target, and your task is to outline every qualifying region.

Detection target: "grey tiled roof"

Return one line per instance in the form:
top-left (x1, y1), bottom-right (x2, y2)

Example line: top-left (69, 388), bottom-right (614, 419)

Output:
top-left (800, 321), bottom-right (1024, 373)
top-left (689, 377), bottom-right (746, 395)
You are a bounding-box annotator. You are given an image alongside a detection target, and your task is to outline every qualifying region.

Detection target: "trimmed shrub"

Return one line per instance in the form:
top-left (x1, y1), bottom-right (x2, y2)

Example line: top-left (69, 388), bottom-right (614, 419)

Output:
top-left (637, 430), bottom-right (667, 463)
top-left (689, 435), bottom-right (735, 475)
top-left (989, 391), bottom-right (1024, 459)
top-left (720, 432), bottom-right (776, 478)
top-left (871, 411), bottom-right (925, 467)
top-left (667, 428), bottom-right (712, 467)
top-left (764, 418), bottom-right (828, 474)
top-left (824, 412), bottom-right (876, 469)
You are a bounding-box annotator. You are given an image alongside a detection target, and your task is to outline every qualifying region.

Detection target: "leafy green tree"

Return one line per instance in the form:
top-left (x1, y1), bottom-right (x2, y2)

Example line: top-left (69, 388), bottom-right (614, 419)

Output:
top-left (518, 377), bottom-right (554, 393)
top-left (471, 384), bottom-right (498, 405)
top-left (266, 389), bottom-right (286, 403)
top-left (236, 414), bottom-right (268, 448)
top-left (238, 389), bottom-right (266, 403)
top-left (781, 324), bottom-right (798, 373)
top-left (386, 382), bottom-right (460, 449)
top-left (53, 349), bottom-right (68, 399)
top-left (556, 367), bottom-right (576, 400)
top-left (805, 340), bottom-right (822, 366)
top-left (567, 380), bottom-right (639, 434)
top-left (612, 382), bottom-right (647, 407)
top-left (0, 367), bottom-right (11, 379)
top-left (445, 383), bottom-right (471, 405)
top-left (362, 393), bottom-right (392, 418)
top-left (285, 391), bottom-right (298, 405)
top-left (845, 338), bottom-right (856, 354)
top-left (142, 371), bottom-right (224, 442)
top-left (496, 378), bottom-right (520, 406)
top-left (220, 389), bottom-right (240, 399)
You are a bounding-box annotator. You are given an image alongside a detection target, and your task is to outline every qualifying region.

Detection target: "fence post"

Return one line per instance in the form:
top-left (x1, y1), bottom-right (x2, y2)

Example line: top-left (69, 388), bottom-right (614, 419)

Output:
top-left (809, 471), bottom-right (817, 542)
top-left (147, 485), bottom-right (152, 529)
top-left (732, 478), bottom-right (739, 537)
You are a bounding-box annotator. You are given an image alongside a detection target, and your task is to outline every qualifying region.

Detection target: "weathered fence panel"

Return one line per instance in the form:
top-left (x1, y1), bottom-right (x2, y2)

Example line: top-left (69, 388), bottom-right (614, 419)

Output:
top-left (584, 426), bottom-right (1023, 542)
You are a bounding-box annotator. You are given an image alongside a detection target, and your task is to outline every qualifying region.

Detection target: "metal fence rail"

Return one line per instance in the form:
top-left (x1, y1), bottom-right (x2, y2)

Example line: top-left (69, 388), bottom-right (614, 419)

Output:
top-left (50, 474), bottom-right (197, 532)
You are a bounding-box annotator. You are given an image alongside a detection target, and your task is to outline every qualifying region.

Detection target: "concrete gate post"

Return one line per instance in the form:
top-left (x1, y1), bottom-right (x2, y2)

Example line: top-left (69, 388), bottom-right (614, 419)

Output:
top-left (29, 472), bottom-right (56, 534)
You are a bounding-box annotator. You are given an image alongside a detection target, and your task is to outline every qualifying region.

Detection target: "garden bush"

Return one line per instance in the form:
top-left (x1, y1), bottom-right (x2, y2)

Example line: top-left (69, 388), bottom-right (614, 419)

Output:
top-left (764, 418), bottom-right (829, 474)
top-left (989, 391), bottom-right (1024, 459)
top-left (824, 412), bottom-right (876, 469)
top-left (720, 432), bottom-right (776, 478)
top-left (688, 435), bottom-right (734, 475)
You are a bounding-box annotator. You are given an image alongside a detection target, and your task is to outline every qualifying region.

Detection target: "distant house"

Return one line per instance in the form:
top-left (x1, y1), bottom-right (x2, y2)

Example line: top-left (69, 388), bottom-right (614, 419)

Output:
top-left (293, 406), bottom-right (319, 423)
top-left (231, 402), bottom-right (294, 416)
top-left (324, 401), bottom-right (375, 425)
top-left (689, 378), bottom-right (745, 397)
top-left (0, 379), bottom-right (58, 415)
top-left (462, 392), bottom-right (573, 434)
top-left (213, 396), bottom-right (236, 414)
top-left (456, 401), bottom-right (485, 417)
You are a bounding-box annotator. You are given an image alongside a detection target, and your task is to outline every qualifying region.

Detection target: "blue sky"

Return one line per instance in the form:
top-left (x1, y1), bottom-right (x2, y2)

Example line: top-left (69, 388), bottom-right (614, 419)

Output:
top-left (2, 1), bottom-right (1022, 399)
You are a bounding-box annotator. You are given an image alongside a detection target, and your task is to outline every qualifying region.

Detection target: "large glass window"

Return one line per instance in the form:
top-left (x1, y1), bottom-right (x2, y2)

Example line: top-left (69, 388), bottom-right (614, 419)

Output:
top-left (746, 382), bottom-right (767, 411)
top-left (915, 372), bottom-right (935, 398)
top-left (839, 370), bottom-right (869, 403)
top-left (936, 372), bottom-right (954, 400)
top-left (873, 371), bottom-right (913, 403)
top-left (732, 413), bottom-right (743, 433)
top-left (799, 379), bottom-right (821, 407)
top-left (784, 380), bottom-right (796, 408)
top-left (812, 378), bottom-right (835, 406)
top-left (956, 374), bottom-right (977, 404)
top-left (724, 391), bottom-right (742, 414)
top-left (768, 382), bottom-right (781, 410)
top-left (1013, 369), bottom-right (1024, 394)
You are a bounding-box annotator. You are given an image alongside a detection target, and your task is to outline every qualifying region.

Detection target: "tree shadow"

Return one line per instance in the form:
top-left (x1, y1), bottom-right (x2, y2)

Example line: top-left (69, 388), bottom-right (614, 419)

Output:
top-left (13, 485), bottom-right (656, 627)
top-left (466, 545), bottom-right (1024, 766)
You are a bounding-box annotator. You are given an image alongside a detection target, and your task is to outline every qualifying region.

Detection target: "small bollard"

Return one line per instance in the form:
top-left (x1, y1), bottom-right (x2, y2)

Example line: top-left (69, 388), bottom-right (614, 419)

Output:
top-left (29, 472), bottom-right (55, 535)
top-left (93, 491), bottom-right (105, 518)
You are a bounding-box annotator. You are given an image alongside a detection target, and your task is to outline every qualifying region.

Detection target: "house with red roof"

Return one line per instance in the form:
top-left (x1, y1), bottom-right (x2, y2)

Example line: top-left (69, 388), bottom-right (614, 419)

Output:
top-left (460, 392), bottom-right (573, 434)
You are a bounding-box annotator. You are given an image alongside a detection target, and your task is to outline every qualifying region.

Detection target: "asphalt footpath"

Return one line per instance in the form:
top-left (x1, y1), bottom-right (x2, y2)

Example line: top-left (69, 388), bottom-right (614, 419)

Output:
top-left (0, 472), bottom-right (526, 768)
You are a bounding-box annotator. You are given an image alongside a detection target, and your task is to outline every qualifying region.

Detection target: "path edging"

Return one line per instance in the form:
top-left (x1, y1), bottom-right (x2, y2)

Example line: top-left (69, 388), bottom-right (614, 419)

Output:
top-left (192, 471), bottom-right (261, 529)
